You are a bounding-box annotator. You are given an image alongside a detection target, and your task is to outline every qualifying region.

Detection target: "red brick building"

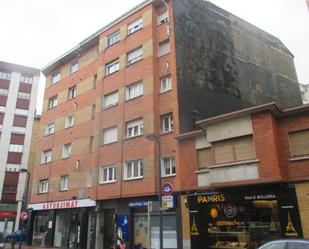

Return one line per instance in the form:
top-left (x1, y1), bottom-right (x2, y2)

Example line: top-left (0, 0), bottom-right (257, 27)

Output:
top-left (179, 102), bottom-right (309, 249)
top-left (27, 0), bottom-right (302, 249)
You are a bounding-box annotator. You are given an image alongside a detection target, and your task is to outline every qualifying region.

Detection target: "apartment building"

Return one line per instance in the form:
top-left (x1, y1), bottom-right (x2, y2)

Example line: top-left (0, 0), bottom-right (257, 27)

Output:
top-left (0, 61), bottom-right (40, 233)
top-left (27, 0), bottom-right (302, 249)
top-left (178, 102), bottom-right (309, 249)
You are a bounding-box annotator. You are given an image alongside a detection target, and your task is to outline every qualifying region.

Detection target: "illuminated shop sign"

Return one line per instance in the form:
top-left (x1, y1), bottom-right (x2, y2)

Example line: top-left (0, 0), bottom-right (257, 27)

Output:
top-left (28, 199), bottom-right (96, 210)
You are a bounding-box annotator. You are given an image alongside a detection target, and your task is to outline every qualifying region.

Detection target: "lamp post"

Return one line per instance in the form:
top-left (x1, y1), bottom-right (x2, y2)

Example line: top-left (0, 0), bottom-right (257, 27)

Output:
top-left (18, 168), bottom-right (30, 249)
top-left (146, 133), bottom-right (163, 249)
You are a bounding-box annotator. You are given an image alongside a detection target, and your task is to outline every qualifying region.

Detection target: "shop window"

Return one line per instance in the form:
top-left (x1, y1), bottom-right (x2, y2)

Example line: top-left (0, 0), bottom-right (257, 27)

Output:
top-left (161, 156), bottom-right (176, 177)
top-left (103, 126), bottom-right (118, 145)
top-left (32, 214), bottom-right (49, 246)
top-left (289, 129), bottom-right (309, 157)
top-left (213, 136), bottom-right (255, 165)
top-left (124, 160), bottom-right (143, 180)
top-left (197, 147), bottom-right (213, 169)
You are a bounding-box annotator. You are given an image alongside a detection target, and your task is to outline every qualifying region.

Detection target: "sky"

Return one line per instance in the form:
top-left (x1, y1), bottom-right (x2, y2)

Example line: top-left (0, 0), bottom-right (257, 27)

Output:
top-left (1, 0), bottom-right (309, 112)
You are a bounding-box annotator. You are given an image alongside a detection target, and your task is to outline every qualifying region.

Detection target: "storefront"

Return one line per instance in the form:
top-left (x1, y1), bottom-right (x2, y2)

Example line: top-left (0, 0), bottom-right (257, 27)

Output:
top-left (0, 212), bottom-right (16, 234)
top-left (96, 196), bottom-right (179, 249)
top-left (188, 185), bottom-right (302, 249)
top-left (27, 199), bottom-right (96, 249)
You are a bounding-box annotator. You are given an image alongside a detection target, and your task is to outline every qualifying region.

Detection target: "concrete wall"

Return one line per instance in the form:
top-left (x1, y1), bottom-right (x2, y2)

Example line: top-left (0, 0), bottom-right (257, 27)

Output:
top-left (173, 0), bottom-right (302, 132)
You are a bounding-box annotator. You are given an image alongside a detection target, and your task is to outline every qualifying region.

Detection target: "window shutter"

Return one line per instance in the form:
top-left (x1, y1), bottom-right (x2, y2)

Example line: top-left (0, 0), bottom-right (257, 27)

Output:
top-left (234, 136), bottom-right (255, 161)
top-left (214, 140), bottom-right (234, 164)
top-left (289, 130), bottom-right (309, 157)
top-left (103, 127), bottom-right (118, 144)
top-left (104, 92), bottom-right (119, 107)
top-left (197, 148), bottom-right (213, 169)
top-left (159, 41), bottom-right (170, 56)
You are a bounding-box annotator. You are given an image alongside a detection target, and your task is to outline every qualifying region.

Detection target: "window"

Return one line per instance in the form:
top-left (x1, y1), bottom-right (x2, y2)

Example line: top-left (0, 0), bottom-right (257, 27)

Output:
top-left (48, 95), bottom-right (58, 109)
top-left (161, 113), bottom-right (173, 133)
top-left (126, 119), bottom-right (144, 138)
top-left (103, 91), bottom-right (119, 108)
top-left (18, 92), bottom-right (31, 100)
top-left (161, 156), bottom-right (175, 177)
top-left (68, 86), bottom-right (77, 99)
top-left (60, 176), bottom-right (69, 191)
top-left (289, 129), bottom-right (309, 157)
top-left (157, 11), bottom-right (168, 25)
top-left (127, 47), bottom-right (143, 65)
top-left (124, 160), bottom-right (143, 180)
top-left (39, 180), bottom-right (49, 193)
top-left (51, 73), bottom-right (60, 84)
top-left (160, 75), bottom-right (172, 93)
top-left (45, 123), bottom-right (55, 135)
top-left (158, 40), bottom-right (170, 57)
top-left (103, 126), bottom-right (118, 145)
top-left (100, 166), bottom-right (116, 183)
top-left (89, 136), bottom-right (94, 152)
top-left (0, 89), bottom-right (9, 96)
top-left (65, 115), bottom-right (74, 128)
top-left (62, 143), bottom-right (72, 159)
top-left (197, 148), bottom-right (213, 169)
top-left (93, 74), bottom-right (97, 89)
top-left (107, 31), bottom-right (120, 47)
top-left (0, 70), bottom-right (11, 80)
top-left (41, 150), bottom-right (52, 164)
top-left (9, 144), bottom-right (23, 153)
top-left (86, 170), bottom-right (92, 188)
top-left (91, 104), bottom-right (96, 119)
top-left (70, 61), bottom-right (79, 74)
top-left (21, 75), bottom-right (33, 84)
top-left (128, 18), bottom-right (143, 35)
top-left (126, 81), bottom-right (143, 100)
top-left (106, 59), bottom-right (119, 75)
top-left (213, 136), bottom-right (255, 164)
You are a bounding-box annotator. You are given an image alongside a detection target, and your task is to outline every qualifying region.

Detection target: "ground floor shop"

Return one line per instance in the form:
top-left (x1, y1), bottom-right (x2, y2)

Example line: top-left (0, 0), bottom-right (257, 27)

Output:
top-left (27, 199), bottom-right (96, 249)
top-left (187, 185), bottom-right (302, 249)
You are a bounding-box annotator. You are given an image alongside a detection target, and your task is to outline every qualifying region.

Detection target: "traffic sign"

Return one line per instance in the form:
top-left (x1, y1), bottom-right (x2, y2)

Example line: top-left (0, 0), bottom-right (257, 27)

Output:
top-left (20, 211), bottom-right (28, 221)
top-left (162, 182), bottom-right (173, 196)
top-left (162, 196), bottom-right (174, 209)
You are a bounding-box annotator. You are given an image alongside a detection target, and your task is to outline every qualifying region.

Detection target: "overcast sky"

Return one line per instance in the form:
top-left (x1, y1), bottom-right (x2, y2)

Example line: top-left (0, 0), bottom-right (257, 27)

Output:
top-left (1, 0), bottom-right (308, 112)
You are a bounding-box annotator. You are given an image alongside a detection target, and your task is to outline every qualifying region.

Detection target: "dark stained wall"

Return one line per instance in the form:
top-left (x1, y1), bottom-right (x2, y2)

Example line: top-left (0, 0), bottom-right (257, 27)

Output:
top-left (173, 0), bottom-right (302, 132)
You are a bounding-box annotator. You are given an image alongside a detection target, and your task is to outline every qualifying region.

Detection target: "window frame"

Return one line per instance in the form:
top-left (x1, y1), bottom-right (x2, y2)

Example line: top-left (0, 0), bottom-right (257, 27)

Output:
top-left (158, 40), bottom-right (170, 57)
top-left (127, 18), bottom-right (143, 35)
top-left (41, 150), bottom-right (52, 164)
top-left (160, 75), bottom-right (172, 93)
top-left (51, 72), bottom-right (61, 84)
top-left (288, 129), bottom-right (309, 158)
top-left (70, 61), bottom-right (79, 74)
top-left (126, 118), bottom-right (144, 139)
top-left (45, 123), bottom-right (55, 136)
top-left (48, 95), bottom-right (58, 109)
top-left (124, 159), bottom-right (144, 180)
top-left (0, 70), bottom-right (11, 80)
top-left (8, 144), bottom-right (23, 153)
top-left (107, 31), bottom-right (120, 47)
top-left (160, 113), bottom-right (173, 133)
top-left (38, 180), bottom-right (49, 194)
top-left (161, 156), bottom-right (176, 177)
top-left (103, 91), bottom-right (119, 109)
top-left (21, 75), bottom-right (33, 84)
top-left (65, 114), bottom-right (74, 128)
top-left (102, 126), bottom-right (118, 145)
top-left (157, 11), bottom-right (169, 25)
top-left (0, 88), bottom-right (9, 96)
top-left (60, 175), bottom-right (69, 191)
top-left (105, 59), bottom-right (120, 76)
top-left (126, 81), bottom-right (143, 100)
top-left (127, 47), bottom-right (143, 65)
top-left (68, 86), bottom-right (77, 100)
top-left (62, 143), bottom-right (72, 159)
top-left (100, 165), bottom-right (116, 184)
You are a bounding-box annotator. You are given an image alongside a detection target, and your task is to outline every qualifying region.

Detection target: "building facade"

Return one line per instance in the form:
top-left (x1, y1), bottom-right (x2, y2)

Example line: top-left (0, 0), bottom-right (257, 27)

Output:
top-left (28, 0), bottom-right (302, 249)
top-left (178, 103), bottom-right (309, 249)
top-left (299, 83), bottom-right (309, 104)
top-left (0, 61), bottom-right (40, 233)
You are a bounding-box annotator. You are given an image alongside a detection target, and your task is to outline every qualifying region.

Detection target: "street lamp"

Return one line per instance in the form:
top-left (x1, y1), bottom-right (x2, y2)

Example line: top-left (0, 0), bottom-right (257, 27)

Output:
top-left (18, 168), bottom-right (30, 249)
top-left (146, 133), bottom-right (163, 249)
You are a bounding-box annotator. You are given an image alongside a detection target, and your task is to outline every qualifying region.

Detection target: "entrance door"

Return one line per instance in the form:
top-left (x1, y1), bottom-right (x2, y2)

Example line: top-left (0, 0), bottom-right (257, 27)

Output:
top-left (103, 210), bottom-right (115, 249)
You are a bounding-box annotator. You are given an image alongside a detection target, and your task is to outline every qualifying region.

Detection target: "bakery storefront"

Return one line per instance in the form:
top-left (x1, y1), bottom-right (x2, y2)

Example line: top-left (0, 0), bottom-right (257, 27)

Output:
top-left (27, 199), bottom-right (96, 249)
top-left (188, 186), bottom-right (302, 249)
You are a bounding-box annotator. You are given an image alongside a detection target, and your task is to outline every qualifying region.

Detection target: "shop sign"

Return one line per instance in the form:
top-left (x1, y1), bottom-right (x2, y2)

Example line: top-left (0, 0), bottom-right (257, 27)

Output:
top-left (128, 201), bottom-right (148, 208)
top-left (197, 193), bottom-right (225, 204)
top-left (28, 198), bottom-right (96, 211)
top-left (162, 182), bottom-right (173, 195)
top-left (0, 212), bottom-right (16, 218)
top-left (162, 196), bottom-right (174, 209)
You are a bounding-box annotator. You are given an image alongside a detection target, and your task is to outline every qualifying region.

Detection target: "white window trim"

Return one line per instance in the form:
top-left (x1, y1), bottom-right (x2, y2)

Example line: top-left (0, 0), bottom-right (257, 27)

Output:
top-left (70, 62), bottom-right (79, 74)
top-left (157, 11), bottom-right (169, 25)
top-left (126, 81), bottom-right (144, 100)
top-left (48, 95), bottom-right (58, 109)
top-left (68, 86), bottom-right (77, 99)
top-left (21, 75), bottom-right (33, 84)
top-left (160, 76), bottom-right (172, 93)
top-left (127, 47), bottom-right (143, 65)
top-left (161, 113), bottom-right (173, 133)
top-left (100, 166), bottom-right (116, 184)
top-left (8, 144), bottom-right (23, 153)
top-left (45, 123), bottom-right (55, 136)
top-left (0, 71), bottom-right (11, 80)
top-left (126, 118), bottom-right (144, 138)
top-left (0, 88), bottom-right (9, 96)
top-left (103, 91), bottom-right (119, 109)
top-left (124, 160), bottom-right (143, 180)
top-left (106, 59), bottom-right (120, 76)
top-left (128, 18), bottom-right (143, 35)
top-left (65, 115), bottom-right (74, 128)
top-left (51, 73), bottom-right (61, 84)
top-left (107, 31), bottom-right (120, 47)
top-left (161, 156), bottom-right (176, 177)
top-left (39, 180), bottom-right (49, 193)
top-left (41, 150), bottom-right (52, 164)
top-left (158, 40), bottom-right (170, 57)
top-left (62, 143), bottom-right (72, 159)
top-left (17, 91), bottom-right (31, 100)
top-left (60, 176), bottom-right (69, 191)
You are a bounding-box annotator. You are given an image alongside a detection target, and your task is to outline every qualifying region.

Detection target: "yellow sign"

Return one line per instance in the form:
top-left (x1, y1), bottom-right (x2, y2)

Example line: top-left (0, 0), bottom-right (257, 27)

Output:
top-left (197, 194), bottom-right (225, 204)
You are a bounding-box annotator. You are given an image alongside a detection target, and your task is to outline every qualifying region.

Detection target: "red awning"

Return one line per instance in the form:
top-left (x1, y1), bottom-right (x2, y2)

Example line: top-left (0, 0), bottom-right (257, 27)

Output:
top-left (0, 212), bottom-right (16, 218)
